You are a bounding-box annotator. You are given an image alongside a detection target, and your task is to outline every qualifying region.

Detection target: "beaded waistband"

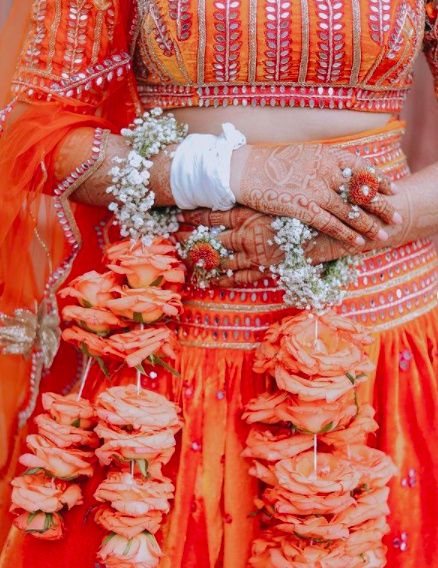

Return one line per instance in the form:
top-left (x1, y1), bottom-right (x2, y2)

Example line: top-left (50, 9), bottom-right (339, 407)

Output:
top-left (139, 84), bottom-right (408, 113)
top-left (178, 126), bottom-right (438, 349)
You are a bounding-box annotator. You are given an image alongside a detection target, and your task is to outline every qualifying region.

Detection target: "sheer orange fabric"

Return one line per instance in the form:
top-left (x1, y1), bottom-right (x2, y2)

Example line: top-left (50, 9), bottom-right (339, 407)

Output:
top-left (0, 0), bottom-right (138, 549)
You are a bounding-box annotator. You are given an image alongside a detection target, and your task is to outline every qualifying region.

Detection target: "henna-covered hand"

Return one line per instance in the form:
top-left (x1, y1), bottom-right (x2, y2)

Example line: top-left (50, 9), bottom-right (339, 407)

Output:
top-left (176, 207), bottom-right (283, 286)
top-left (232, 143), bottom-right (402, 248)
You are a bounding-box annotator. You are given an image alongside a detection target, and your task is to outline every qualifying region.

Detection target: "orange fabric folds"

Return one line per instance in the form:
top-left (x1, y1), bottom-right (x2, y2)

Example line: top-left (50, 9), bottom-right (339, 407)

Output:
top-left (0, 0), bottom-right (138, 546)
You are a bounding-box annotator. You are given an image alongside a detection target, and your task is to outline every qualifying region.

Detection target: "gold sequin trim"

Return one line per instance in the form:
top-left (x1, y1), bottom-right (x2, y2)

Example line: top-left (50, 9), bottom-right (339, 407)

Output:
top-left (370, 299), bottom-right (438, 332)
top-left (350, 0), bottom-right (361, 85)
top-left (197, 0), bottom-right (206, 86)
top-left (179, 338), bottom-right (260, 350)
top-left (346, 263), bottom-right (437, 299)
top-left (183, 300), bottom-right (289, 313)
top-left (248, 0), bottom-right (257, 83)
top-left (298, 0), bottom-right (310, 83)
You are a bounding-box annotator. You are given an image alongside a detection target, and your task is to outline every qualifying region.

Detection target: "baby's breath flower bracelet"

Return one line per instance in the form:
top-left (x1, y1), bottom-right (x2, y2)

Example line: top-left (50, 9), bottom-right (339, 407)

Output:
top-left (269, 217), bottom-right (360, 311)
top-left (107, 108), bottom-right (188, 244)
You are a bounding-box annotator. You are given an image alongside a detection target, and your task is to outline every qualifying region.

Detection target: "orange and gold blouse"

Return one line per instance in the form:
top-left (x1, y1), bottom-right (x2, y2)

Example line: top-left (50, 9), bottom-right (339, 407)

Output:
top-left (7, 0), bottom-right (438, 115)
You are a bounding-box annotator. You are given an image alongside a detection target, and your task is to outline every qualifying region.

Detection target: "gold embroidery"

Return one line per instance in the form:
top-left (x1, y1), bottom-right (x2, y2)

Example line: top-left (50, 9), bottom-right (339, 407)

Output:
top-left (47, 0), bottom-right (62, 74)
top-left (346, 263), bottom-right (437, 298)
top-left (248, 0), bottom-right (257, 83)
top-left (350, 0), bottom-right (362, 85)
top-left (197, 0), bottom-right (206, 86)
top-left (183, 300), bottom-right (290, 313)
top-left (92, 10), bottom-right (105, 65)
top-left (363, 299), bottom-right (438, 333)
top-left (92, 0), bottom-right (111, 9)
top-left (298, 0), bottom-right (310, 82)
top-left (180, 338), bottom-right (260, 350)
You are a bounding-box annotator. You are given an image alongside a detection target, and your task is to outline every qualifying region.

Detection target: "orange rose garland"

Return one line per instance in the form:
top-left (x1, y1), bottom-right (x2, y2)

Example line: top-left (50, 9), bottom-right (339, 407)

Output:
top-left (9, 394), bottom-right (97, 539)
top-left (246, 310), bottom-right (397, 567)
top-left (93, 386), bottom-right (182, 567)
top-left (106, 238), bottom-right (185, 289)
top-left (10, 236), bottom-right (185, 566)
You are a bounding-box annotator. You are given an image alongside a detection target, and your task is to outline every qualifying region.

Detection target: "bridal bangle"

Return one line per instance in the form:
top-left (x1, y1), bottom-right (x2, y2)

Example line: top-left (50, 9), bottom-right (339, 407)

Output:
top-left (170, 122), bottom-right (247, 211)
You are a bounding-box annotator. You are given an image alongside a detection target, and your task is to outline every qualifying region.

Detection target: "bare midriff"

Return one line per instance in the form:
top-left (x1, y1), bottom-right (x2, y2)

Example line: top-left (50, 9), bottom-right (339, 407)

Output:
top-left (172, 107), bottom-right (394, 144)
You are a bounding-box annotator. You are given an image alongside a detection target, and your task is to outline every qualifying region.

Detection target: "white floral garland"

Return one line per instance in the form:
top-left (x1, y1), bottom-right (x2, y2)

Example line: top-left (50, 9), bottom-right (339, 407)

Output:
top-left (107, 108), bottom-right (187, 244)
top-left (269, 217), bottom-right (360, 311)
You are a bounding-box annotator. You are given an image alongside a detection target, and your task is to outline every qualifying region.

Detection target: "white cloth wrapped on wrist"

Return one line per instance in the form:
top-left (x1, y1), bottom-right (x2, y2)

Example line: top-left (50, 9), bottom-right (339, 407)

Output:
top-left (170, 122), bottom-right (246, 211)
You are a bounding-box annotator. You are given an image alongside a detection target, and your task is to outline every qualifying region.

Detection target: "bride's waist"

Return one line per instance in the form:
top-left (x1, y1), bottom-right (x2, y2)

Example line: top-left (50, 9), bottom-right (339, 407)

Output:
top-left (172, 107), bottom-right (394, 144)
top-left (178, 123), bottom-right (437, 345)
top-left (179, 238), bottom-right (438, 344)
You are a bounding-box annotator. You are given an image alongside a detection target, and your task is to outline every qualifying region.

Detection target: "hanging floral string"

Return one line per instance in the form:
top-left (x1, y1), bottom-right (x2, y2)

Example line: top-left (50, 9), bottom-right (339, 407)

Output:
top-left (244, 311), bottom-right (397, 567)
top-left (9, 368), bottom-right (98, 539)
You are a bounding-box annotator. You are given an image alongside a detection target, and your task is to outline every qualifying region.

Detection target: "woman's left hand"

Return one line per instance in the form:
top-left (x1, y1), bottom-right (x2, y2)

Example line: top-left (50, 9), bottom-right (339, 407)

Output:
top-left (176, 206), bottom-right (283, 286)
top-left (176, 196), bottom-right (409, 286)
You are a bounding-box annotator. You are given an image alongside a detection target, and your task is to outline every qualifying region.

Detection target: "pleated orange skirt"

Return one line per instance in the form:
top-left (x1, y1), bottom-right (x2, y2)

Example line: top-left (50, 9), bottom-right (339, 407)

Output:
top-left (1, 122), bottom-right (437, 568)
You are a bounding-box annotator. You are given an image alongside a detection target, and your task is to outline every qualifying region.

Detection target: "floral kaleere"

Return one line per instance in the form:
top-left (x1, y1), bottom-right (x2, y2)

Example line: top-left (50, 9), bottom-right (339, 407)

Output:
top-left (245, 310), bottom-right (397, 567)
top-left (107, 108), bottom-right (187, 244)
top-left (9, 391), bottom-right (97, 539)
top-left (10, 226), bottom-right (185, 567)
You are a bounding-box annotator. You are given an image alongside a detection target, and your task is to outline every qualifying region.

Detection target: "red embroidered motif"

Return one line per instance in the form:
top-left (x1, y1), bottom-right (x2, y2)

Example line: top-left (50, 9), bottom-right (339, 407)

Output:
top-left (368, 0), bottom-right (391, 45)
top-left (315, 0), bottom-right (345, 83)
top-left (263, 0), bottom-right (293, 81)
top-left (168, 0), bottom-right (192, 41)
top-left (150, 0), bottom-right (175, 57)
top-left (213, 0), bottom-right (242, 82)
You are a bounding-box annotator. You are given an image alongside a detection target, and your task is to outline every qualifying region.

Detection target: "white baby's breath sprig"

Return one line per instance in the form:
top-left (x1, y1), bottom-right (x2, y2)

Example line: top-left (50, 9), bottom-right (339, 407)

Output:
top-left (107, 108), bottom-right (188, 244)
top-left (177, 225), bottom-right (234, 289)
top-left (270, 217), bottom-right (360, 311)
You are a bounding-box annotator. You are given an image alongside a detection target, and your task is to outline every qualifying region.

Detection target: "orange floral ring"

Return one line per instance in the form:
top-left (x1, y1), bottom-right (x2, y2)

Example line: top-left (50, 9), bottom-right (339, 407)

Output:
top-left (341, 166), bottom-right (380, 206)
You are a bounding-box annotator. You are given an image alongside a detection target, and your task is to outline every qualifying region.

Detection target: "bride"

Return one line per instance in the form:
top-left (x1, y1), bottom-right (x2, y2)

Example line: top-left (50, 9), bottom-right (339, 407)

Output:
top-left (0, 1), bottom-right (437, 566)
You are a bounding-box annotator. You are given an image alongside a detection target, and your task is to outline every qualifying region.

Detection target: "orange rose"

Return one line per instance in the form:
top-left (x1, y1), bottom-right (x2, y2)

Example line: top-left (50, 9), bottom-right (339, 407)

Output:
top-left (248, 461), bottom-right (277, 486)
top-left (250, 535), bottom-right (349, 568)
top-left (275, 365), bottom-right (365, 402)
top-left (97, 532), bottom-right (162, 568)
top-left (265, 486), bottom-right (354, 517)
top-left (106, 238), bottom-right (185, 289)
top-left (10, 473), bottom-right (83, 513)
top-left (94, 472), bottom-right (174, 516)
top-left (255, 311), bottom-right (373, 378)
top-left (346, 516), bottom-right (390, 556)
top-left (248, 534), bottom-right (279, 568)
top-left (94, 505), bottom-right (163, 539)
top-left (277, 515), bottom-right (349, 541)
top-left (106, 286), bottom-right (183, 323)
top-left (243, 429), bottom-right (314, 462)
top-left (14, 511), bottom-right (64, 540)
top-left (322, 404), bottom-right (379, 448)
top-left (335, 445), bottom-right (397, 488)
top-left (62, 305), bottom-right (124, 335)
top-left (59, 271), bottom-right (117, 307)
top-left (42, 392), bottom-right (96, 429)
top-left (19, 435), bottom-right (94, 479)
top-left (95, 385), bottom-right (181, 432)
top-left (334, 487), bottom-right (390, 528)
top-left (62, 326), bottom-right (108, 358)
top-left (274, 452), bottom-right (361, 496)
top-left (95, 424), bottom-right (176, 474)
top-left (34, 414), bottom-right (99, 448)
top-left (276, 393), bottom-right (357, 434)
top-left (103, 327), bottom-right (179, 368)
top-left (242, 392), bottom-right (289, 424)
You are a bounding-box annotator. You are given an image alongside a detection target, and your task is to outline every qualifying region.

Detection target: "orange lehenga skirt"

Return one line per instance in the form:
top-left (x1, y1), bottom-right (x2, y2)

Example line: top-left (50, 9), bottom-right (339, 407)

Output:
top-left (1, 121), bottom-right (437, 568)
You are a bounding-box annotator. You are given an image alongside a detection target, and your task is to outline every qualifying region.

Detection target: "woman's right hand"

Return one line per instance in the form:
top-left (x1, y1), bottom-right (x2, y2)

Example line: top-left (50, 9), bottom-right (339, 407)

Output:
top-left (231, 142), bottom-right (402, 248)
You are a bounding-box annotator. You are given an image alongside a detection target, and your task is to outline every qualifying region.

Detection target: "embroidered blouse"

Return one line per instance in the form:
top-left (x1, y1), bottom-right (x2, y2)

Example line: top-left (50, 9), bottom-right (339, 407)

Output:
top-left (9, 0), bottom-right (438, 113)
